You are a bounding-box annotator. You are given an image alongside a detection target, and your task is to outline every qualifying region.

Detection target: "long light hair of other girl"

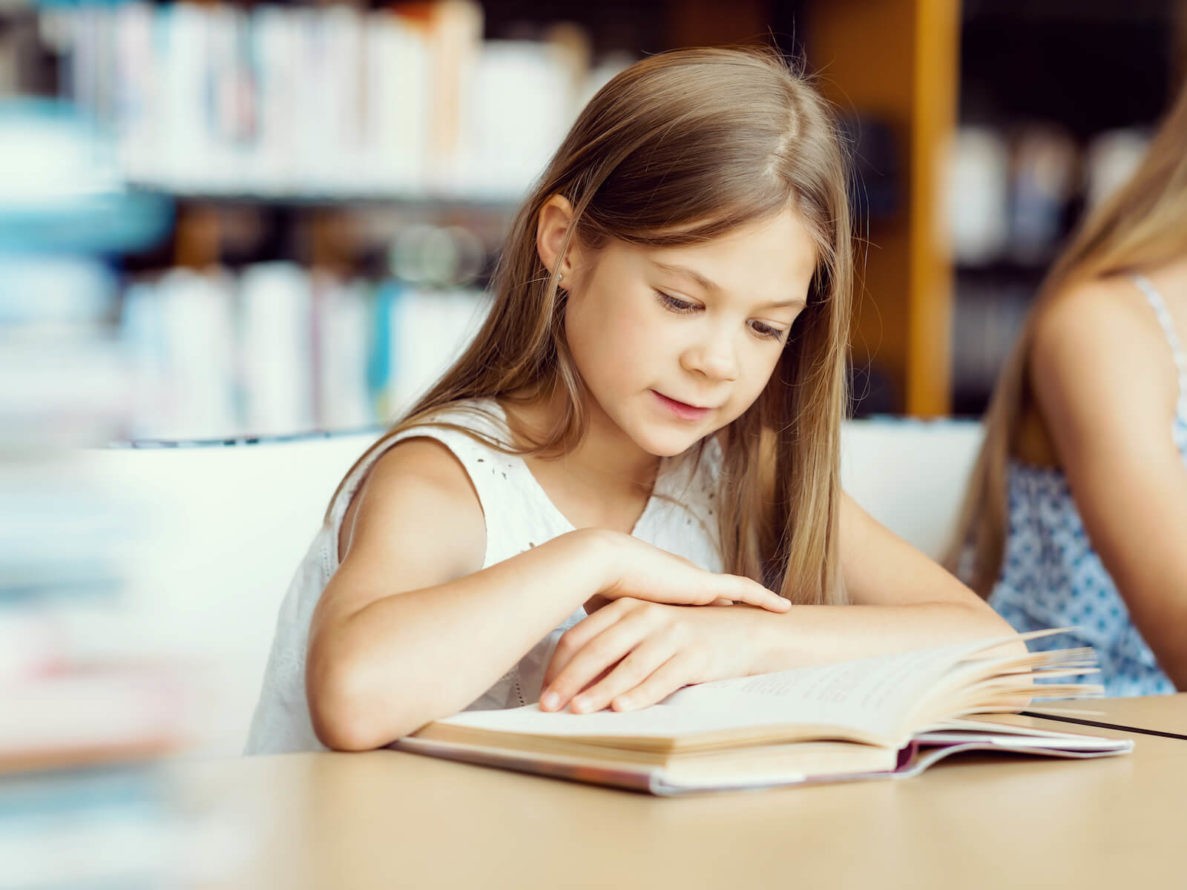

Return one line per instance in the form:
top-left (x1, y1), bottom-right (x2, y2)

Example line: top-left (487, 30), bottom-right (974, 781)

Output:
top-left (946, 76), bottom-right (1187, 596)
top-left (334, 46), bottom-right (855, 605)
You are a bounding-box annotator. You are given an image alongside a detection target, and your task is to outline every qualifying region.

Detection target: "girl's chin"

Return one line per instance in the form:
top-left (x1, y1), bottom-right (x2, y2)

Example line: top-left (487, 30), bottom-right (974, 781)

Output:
top-left (631, 429), bottom-right (711, 458)
top-left (592, 398), bottom-right (722, 457)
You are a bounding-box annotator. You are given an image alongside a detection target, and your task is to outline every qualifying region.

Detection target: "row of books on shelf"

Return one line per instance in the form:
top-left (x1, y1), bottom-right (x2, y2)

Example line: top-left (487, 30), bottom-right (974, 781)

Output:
top-left (48, 0), bottom-right (629, 199)
top-left (121, 263), bottom-right (490, 441)
top-left (947, 122), bottom-right (1150, 267)
top-left (949, 278), bottom-right (1034, 409)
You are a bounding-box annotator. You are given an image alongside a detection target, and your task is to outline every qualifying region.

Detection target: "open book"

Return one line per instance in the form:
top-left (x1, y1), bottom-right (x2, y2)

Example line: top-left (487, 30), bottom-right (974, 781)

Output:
top-left (392, 634), bottom-right (1133, 795)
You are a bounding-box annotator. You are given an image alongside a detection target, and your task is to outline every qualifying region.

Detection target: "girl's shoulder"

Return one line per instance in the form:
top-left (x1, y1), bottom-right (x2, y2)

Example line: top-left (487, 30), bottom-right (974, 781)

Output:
top-left (334, 423), bottom-right (492, 575)
top-left (364, 395), bottom-right (513, 478)
top-left (397, 397), bottom-right (512, 446)
top-left (333, 399), bottom-right (507, 545)
top-left (368, 398), bottom-right (513, 472)
top-left (325, 449), bottom-right (483, 603)
top-left (1036, 275), bottom-right (1149, 332)
top-left (1029, 275), bottom-right (1181, 446)
top-left (1031, 275), bottom-right (1173, 373)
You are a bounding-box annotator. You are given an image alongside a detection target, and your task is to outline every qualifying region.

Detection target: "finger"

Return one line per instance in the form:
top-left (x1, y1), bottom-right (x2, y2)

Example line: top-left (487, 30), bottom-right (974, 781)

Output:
top-left (568, 637), bottom-right (675, 714)
top-left (719, 576), bottom-right (789, 612)
top-left (548, 663), bottom-right (614, 708)
top-left (544, 624), bottom-right (643, 713)
top-left (541, 613), bottom-right (657, 712)
top-left (542, 599), bottom-right (638, 689)
top-left (608, 654), bottom-right (696, 712)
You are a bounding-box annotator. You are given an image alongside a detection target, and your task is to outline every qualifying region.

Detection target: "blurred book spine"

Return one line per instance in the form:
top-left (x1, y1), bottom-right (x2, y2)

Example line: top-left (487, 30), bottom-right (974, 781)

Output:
top-left (947, 121), bottom-right (1152, 269)
top-left (47, 0), bottom-right (625, 202)
top-left (945, 120), bottom-right (1153, 412)
top-left (121, 262), bottom-right (492, 440)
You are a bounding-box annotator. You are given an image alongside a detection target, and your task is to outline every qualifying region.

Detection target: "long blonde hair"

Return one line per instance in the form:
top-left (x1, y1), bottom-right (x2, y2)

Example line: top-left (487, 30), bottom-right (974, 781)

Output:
top-left (947, 77), bottom-right (1187, 595)
top-left (336, 47), bottom-right (854, 604)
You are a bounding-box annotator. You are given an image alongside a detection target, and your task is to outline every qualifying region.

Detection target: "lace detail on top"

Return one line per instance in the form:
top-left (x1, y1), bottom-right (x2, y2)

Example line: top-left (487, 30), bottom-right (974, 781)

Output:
top-left (987, 275), bottom-right (1185, 696)
top-left (244, 398), bottom-right (726, 754)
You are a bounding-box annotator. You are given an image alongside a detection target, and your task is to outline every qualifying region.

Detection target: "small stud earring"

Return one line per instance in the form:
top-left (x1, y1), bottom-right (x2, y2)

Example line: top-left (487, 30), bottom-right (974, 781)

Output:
top-left (557, 271), bottom-right (565, 284)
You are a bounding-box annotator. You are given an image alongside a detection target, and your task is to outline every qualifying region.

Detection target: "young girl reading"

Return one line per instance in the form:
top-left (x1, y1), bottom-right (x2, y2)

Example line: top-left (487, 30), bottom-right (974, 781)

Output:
top-left (947, 78), bottom-right (1187, 696)
top-left (247, 47), bottom-right (1015, 755)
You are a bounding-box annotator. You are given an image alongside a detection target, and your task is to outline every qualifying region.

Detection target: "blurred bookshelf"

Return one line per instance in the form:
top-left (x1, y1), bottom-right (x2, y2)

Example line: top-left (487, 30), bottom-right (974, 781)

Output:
top-left (4, 0), bottom-right (823, 439)
top-left (949, 0), bottom-right (1187, 415)
top-left (5, 0), bottom-right (1182, 432)
top-left (7, 0), bottom-right (624, 439)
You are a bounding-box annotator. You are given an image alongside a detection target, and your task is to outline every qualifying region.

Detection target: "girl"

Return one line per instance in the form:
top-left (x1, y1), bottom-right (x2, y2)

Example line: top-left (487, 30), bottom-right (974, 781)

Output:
top-left (948, 77), bottom-right (1187, 695)
top-left (247, 47), bottom-right (1014, 755)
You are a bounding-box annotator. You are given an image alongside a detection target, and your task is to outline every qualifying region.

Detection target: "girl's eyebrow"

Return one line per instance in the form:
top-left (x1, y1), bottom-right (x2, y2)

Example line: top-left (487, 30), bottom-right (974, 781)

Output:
top-left (651, 260), bottom-right (806, 309)
top-left (653, 260), bottom-right (719, 293)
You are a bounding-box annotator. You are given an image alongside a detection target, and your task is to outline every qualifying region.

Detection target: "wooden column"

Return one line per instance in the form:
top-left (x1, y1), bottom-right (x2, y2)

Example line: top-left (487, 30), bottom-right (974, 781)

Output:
top-left (807, 0), bottom-right (958, 417)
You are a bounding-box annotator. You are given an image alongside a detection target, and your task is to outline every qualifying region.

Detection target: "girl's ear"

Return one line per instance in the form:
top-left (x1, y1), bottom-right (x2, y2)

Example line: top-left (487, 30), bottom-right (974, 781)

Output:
top-left (536, 194), bottom-right (578, 279)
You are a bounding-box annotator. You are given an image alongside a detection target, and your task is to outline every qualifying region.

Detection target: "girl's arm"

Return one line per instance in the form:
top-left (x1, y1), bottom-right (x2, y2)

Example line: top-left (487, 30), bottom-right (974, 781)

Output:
top-left (754, 493), bottom-right (1020, 667)
top-left (539, 494), bottom-right (1015, 714)
top-left (306, 438), bottom-right (788, 751)
top-left (1028, 279), bottom-right (1187, 688)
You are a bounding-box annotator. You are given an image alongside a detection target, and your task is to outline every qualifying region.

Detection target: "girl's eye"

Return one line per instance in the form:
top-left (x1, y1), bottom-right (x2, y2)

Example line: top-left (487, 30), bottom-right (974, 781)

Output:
top-left (655, 291), bottom-right (698, 314)
top-left (749, 320), bottom-right (786, 341)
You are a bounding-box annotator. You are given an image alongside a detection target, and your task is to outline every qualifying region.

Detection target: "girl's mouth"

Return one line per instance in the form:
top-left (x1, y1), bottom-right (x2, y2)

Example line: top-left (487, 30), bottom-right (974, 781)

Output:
top-left (652, 391), bottom-right (710, 421)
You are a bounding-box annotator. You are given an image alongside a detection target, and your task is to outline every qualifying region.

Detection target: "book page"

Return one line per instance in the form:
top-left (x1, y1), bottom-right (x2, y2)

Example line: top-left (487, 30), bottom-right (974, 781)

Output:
top-left (665, 636), bottom-right (1018, 742)
top-left (435, 699), bottom-right (872, 743)
top-left (434, 636), bottom-right (1020, 748)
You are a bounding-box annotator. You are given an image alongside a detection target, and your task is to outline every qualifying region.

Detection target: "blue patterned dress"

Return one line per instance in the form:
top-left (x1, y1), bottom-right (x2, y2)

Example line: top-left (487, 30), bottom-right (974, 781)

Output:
top-left (988, 275), bottom-right (1185, 696)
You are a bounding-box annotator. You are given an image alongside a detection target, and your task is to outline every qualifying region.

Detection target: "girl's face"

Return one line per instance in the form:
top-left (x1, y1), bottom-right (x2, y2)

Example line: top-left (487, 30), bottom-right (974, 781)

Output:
top-left (563, 207), bottom-right (818, 458)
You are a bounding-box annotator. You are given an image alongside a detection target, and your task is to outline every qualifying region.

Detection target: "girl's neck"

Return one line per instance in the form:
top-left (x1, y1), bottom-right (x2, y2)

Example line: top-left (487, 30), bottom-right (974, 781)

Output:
top-left (501, 389), bottom-right (661, 534)
top-left (504, 387), bottom-right (660, 491)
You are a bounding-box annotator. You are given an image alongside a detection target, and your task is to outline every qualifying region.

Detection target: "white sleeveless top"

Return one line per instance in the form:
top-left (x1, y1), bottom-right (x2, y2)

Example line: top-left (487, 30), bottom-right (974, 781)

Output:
top-left (245, 399), bottom-right (725, 754)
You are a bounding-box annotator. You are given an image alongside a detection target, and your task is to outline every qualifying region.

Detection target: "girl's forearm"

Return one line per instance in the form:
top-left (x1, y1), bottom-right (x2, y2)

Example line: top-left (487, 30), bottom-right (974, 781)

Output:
top-left (308, 529), bottom-right (616, 750)
top-left (745, 601), bottom-right (1020, 675)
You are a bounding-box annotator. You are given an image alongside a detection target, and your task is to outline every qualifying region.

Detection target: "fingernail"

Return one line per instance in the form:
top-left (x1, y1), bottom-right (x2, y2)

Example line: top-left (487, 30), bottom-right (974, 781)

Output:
top-left (571, 696), bottom-right (589, 713)
top-left (541, 691), bottom-right (559, 710)
top-left (613, 696), bottom-right (632, 711)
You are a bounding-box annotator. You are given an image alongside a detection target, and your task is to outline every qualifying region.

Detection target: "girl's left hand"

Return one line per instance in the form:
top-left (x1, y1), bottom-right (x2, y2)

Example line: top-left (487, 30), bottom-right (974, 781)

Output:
top-left (539, 600), bottom-right (770, 713)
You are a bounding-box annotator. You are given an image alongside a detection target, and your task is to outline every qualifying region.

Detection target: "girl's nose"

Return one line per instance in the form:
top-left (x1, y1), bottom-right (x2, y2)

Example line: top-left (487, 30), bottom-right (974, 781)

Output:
top-left (680, 330), bottom-right (739, 381)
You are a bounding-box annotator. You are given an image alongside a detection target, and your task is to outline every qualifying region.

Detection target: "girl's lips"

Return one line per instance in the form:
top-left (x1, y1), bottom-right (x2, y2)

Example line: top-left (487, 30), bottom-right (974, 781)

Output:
top-left (652, 390), bottom-right (710, 421)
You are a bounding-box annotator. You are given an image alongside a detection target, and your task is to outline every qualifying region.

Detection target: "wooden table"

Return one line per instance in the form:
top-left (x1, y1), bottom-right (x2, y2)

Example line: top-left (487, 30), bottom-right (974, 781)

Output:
top-left (1027, 693), bottom-right (1187, 738)
top-left (183, 695), bottom-right (1187, 889)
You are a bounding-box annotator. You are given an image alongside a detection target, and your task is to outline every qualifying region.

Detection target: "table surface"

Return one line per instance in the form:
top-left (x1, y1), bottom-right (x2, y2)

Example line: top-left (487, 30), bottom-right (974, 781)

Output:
top-left (183, 694), bottom-right (1187, 890)
top-left (1026, 692), bottom-right (1187, 737)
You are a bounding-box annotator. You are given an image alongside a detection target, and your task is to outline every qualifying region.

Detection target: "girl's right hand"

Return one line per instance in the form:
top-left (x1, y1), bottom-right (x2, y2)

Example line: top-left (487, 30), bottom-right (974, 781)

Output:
top-left (580, 529), bottom-right (790, 614)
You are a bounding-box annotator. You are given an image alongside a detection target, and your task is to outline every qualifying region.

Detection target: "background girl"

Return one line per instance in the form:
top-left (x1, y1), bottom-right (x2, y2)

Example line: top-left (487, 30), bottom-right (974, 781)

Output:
top-left (948, 77), bottom-right (1187, 696)
top-left (248, 46), bottom-right (1014, 755)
